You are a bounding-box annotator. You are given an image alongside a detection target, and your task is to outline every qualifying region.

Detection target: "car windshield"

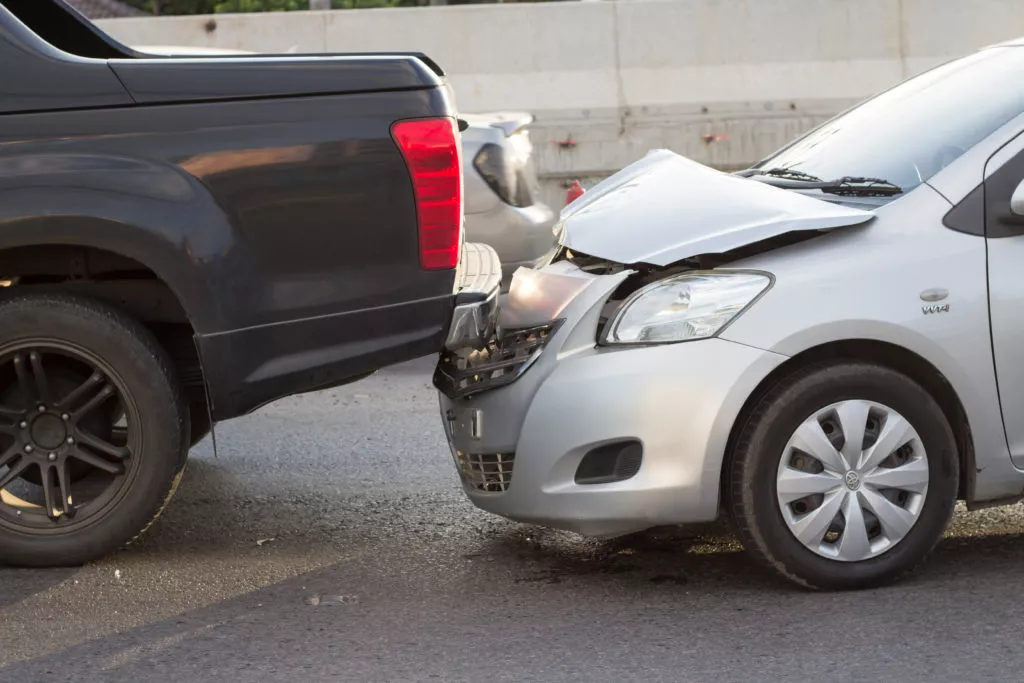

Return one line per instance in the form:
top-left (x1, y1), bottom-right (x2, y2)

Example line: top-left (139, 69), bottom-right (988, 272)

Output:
top-left (751, 46), bottom-right (1024, 193)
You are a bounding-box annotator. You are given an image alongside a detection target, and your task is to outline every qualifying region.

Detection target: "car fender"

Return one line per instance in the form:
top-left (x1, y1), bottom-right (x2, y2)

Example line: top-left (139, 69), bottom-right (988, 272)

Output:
top-left (719, 186), bottom-right (1024, 503)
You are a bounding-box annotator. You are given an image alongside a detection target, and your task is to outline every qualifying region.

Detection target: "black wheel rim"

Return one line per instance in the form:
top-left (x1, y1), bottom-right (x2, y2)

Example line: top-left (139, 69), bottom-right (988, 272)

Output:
top-left (0, 340), bottom-right (141, 535)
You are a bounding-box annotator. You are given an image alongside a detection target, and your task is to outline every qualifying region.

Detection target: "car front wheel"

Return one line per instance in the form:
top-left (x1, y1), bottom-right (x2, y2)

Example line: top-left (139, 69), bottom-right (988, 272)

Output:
top-left (728, 362), bottom-right (959, 590)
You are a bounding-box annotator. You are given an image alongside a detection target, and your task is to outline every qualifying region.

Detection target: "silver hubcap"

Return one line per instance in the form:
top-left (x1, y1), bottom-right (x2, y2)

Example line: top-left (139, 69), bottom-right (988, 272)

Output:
top-left (776, 400), bottom-right (929, 562)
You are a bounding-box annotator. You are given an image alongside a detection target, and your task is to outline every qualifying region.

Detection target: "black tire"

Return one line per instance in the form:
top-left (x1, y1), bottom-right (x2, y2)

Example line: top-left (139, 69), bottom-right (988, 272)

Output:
top-left (727, 362), bottom-right (958, 590)
top-left (0, 293), bottom-right (188, 567)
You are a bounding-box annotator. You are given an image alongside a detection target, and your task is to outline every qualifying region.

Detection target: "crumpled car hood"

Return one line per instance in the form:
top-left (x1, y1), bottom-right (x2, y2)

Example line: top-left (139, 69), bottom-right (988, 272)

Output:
top-left (557, 150), bottom-right (875, 266)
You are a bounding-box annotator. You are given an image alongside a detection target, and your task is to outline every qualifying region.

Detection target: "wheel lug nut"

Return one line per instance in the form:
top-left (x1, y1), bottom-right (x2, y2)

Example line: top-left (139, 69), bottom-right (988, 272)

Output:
top-left (37, 405), bottom-right (45, 413)
top-left (66, 437), bottom-right (74, 445)
top-left (47, 453), bottom-right (56, 462)
top-left (19, 421), bottom-right (27, 429)
top-left (24, 445), bottom-right (32, 453)
top-left (61, 414), bottom-right (69, 421)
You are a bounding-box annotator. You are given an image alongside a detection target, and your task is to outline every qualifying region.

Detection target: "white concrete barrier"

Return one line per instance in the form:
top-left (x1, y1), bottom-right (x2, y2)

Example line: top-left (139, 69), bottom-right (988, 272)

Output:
top-left (97, 0), bottom-right (1024, 207)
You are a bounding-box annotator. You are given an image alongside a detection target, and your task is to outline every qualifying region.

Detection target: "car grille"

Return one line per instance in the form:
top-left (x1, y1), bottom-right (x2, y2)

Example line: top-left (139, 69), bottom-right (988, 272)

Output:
top-left (434, 320), bottom-right (563, 399)
top-left (456, 451), bottom-right (515, 493)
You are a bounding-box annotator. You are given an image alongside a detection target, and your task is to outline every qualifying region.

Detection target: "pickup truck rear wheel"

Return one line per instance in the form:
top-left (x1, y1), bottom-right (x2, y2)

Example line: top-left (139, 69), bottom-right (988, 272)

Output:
top-left (727, 362), bottom-right (958, 590)
top-left (0, 294), bottom-right (188, 567)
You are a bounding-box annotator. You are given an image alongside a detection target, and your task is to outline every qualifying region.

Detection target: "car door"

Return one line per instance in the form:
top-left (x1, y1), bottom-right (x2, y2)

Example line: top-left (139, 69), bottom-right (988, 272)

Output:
top-left (984, 129), bottom-right (1024, 460)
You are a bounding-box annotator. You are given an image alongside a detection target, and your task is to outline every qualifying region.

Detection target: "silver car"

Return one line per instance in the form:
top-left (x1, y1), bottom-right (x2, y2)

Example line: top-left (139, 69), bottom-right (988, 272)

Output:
top-left (461, 113), bottom-right (557, 288)
top-left (437, 39), bottom-right (1024, 590)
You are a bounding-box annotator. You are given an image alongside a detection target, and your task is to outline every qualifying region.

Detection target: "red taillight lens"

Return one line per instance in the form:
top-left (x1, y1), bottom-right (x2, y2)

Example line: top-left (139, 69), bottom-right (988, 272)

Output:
top-left (391, 118), bottom-right (463, 270)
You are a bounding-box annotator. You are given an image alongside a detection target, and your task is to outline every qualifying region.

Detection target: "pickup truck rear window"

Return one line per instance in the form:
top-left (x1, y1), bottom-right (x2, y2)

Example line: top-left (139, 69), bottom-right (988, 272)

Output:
top-left (1, 0), bottom-right (133, 59)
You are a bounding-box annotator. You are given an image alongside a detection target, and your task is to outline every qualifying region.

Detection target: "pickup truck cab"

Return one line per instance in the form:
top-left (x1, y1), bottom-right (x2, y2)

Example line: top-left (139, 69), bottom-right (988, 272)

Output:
top-left (0, 0), bottom-right (499, 566)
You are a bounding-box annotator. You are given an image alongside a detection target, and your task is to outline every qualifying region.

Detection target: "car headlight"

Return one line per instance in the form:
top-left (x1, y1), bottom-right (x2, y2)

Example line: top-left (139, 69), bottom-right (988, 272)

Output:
top-left (604, 271), bottom-right (771, 345)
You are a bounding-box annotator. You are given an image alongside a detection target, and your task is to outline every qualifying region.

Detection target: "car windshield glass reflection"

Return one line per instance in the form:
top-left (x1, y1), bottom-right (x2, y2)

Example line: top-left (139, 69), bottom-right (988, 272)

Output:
top-left (753, 47), bottom-right (1024, 193)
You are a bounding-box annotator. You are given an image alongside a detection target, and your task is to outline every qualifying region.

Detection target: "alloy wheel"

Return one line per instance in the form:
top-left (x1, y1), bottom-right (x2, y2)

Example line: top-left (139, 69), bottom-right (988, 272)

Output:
top-left (0, 343), bottom-right (138, 532)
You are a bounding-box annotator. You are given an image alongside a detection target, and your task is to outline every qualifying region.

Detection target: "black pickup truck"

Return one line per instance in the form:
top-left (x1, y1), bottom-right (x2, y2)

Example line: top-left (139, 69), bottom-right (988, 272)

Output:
top-left (0, 0), bottom-right (500, 567)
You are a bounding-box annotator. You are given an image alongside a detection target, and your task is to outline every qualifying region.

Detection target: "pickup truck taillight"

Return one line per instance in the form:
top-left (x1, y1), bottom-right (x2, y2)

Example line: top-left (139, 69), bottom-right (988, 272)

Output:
top-left (391, 118), bottom-right (463, 270)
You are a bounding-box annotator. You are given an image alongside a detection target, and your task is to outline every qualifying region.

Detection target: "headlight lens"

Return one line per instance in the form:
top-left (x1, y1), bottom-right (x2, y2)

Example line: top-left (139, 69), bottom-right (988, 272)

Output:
top-left (604, 272), bottom-right (771, 344)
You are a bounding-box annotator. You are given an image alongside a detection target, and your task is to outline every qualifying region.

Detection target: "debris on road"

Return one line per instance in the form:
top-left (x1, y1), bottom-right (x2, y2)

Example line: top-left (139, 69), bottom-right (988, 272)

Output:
top-left (305, 594), bottom-right (359, 606)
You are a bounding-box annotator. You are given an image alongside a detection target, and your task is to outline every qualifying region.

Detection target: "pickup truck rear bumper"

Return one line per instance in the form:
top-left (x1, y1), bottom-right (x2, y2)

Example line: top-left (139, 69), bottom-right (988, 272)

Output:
top-left (445, 242), bottom-right (502, 351)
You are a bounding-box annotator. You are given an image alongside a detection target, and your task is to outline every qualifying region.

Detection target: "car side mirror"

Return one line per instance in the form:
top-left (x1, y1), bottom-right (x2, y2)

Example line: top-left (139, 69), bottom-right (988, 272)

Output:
top-left (1012, 178), bottom-right (1024, 216)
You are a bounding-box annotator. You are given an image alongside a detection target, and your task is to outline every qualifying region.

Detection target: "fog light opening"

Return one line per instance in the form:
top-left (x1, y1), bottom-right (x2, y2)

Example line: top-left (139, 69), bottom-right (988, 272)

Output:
top-left (574, 440), bottom-right (643, 485)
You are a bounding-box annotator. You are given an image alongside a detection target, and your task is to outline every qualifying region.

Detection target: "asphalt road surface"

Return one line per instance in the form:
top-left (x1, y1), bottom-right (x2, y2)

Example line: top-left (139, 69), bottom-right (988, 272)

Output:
top-left (3, 357), bottom-right (1024, 682)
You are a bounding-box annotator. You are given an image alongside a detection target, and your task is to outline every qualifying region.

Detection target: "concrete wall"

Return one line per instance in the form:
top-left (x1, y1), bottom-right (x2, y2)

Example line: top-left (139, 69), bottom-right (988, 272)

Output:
top-left (97, 0), bottom-right (1024, 208)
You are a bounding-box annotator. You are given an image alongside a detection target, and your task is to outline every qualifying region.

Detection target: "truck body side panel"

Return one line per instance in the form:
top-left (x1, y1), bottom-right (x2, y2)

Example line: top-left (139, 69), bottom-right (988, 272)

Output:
top-left (0, 7), bottom-right (458, 419)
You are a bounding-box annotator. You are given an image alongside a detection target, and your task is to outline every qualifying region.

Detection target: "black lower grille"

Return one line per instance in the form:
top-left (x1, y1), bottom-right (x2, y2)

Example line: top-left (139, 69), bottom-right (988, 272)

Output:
top-left (434, 320), bottom-right (562, 399)
top-left (456, 451), bottom-right (515, 492)
top-left (575, 440), bottom-right (643, 485)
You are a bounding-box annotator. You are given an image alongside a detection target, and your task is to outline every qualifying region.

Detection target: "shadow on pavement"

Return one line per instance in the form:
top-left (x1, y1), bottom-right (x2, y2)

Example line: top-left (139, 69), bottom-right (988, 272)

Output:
top-left (5, 527), bottom-right (1024, 676)
top-left (129, 456), bottom-right (400, 558)
top-left (467, 521), bottom-right (1024, 592)
top-left (0, 567), bottom-right (77, 610)
top-left (4, 510), bottom-right (1024, 680)
top-left (466, 522), bottom-right (782, 591)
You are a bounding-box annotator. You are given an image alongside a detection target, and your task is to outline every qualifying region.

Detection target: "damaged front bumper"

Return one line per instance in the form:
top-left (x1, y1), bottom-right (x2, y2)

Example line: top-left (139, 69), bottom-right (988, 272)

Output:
top-left (434, 320), bottom-right (563, 399)
top-left (434, 260), bottom-right (788, 537)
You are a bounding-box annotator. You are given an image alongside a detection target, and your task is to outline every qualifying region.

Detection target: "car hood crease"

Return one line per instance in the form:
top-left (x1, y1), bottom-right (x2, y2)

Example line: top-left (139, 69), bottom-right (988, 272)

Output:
top-left (557, 150), bottom-right (876, 266)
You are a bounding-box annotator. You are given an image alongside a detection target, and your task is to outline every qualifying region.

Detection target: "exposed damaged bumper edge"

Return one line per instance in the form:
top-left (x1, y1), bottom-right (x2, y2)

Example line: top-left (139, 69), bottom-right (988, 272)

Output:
top-left (435, 319), bottom-right (564, 399)
top-left (445, 287), bottom-right (499, 351)
top-left (444, 242), bottom-right (502, 352)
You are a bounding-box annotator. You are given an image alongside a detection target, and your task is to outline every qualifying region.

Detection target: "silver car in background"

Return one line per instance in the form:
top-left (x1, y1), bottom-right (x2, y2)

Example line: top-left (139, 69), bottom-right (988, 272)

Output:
top-left (461, 113), bottom-right (556, 288)
top-left (437, 39), bottom-right (1024, 590)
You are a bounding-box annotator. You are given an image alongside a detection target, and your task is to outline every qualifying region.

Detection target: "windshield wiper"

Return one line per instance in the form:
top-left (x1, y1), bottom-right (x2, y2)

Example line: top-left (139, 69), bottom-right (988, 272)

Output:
top-left (821, 176), bottom-right (903, 196)
top-left (745, 168), bottom-right (903, 196)
top-left (734, 167), bottom-right (823, 182)
top-left (756, 167), bottom-right (824, 183)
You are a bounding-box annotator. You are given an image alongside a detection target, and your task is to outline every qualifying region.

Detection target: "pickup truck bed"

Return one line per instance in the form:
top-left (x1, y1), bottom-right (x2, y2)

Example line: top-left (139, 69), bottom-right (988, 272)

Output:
top-left (0, 0), bottom-right (500, 567)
